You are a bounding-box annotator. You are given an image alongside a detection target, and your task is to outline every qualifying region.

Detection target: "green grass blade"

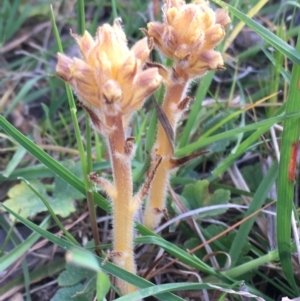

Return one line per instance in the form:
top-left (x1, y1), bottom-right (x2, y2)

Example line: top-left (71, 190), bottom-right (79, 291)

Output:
top-left (4, 76), bottom-right (44, 117)
top-left (211, 126), bottom-right (270, 178)
top-left (0, 214), bottom-right (32, 300)
top-left (50, 6), bottom-right (88, 187)
top-left (0, 217), bottom-right (17, 257)
top-left (179, 72), bottom-right (214, 147)
top-left (223, 242), bottom-right (296, 279)
top-left (74, 0), bottom-right (101, 250)
top-left (66, 247), bottom-right (184, 301)
top-left (22, 259), bottom-right (31, 301)
top-left (0, 115), bottom-right (110, 212)
top-left (211, 0), bottom-right (300, 65)
top-left (115, 282), bottom-right (239, 301)
top-left (0, 161), bottom-right (110, 182)
top-left (276, 33), bottom-right (300, 295)
top-left (135, 235), bottom-right (219, 276)
top-left (3, 145), bottom-right (27, 177)
top-left (19, 177), bottom-right (80, 246)
top-left (4, 0), bottom-right (30, 43)
top-left (0, 203), bottom-right (184, 301)
top-left (50, 5), bottom-right (62, 52)
top-left (132, 87), bottom-right (164, 182)
top-left (0, 259), bottom-right (65, 300)
top-left (0, 216), bottom-right (51, 271)
top-left (77, 0), bottom-right (85, 35)
top-left (229, 162), bottom-right (278, 266)
top-left (136, 225), bottom-right (232, 283)
top-left (261, 48), bottom-right (290, 83)
top-left (111, 0), bottom-right (118, 19)
top-left (176, 111), bottom-right (300, 157)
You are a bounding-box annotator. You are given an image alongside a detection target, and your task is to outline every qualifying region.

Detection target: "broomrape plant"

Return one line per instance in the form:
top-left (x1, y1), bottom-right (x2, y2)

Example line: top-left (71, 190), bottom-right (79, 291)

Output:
top-left (56, 0), bottom-right (230, 295)
top-left (56, 19), bottom-right (162, 294)
top-left (143, 0), bottom-right (230, 229)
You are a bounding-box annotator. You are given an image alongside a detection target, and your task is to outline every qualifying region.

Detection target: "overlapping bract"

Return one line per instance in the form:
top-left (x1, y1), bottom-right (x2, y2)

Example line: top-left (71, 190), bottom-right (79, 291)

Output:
top-left (145, 0), bottom-right (230, 78)
top-left (56, 19), bottom-right (162, 134)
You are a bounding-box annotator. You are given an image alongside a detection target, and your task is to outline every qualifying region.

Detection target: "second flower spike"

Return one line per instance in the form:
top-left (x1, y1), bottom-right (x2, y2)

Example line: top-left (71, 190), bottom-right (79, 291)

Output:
top-left (143, 0), bottom-right (230, 230)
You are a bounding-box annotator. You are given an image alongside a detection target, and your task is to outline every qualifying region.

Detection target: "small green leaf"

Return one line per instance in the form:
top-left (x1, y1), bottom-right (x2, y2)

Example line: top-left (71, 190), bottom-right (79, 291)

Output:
top-left (53, 161), bottom-right (85, 200)
top-left (2, 179), bottom-right (77, 221)
top-left (184, 225), bottom-right (252, 271)
top-left (2, 161), bottom-right (85, 221)
top-left (58, 264), bottom-right (95, 287)
top-left (209, 138), bottom-right (230, 153)
top-left (180, 180), bottom-right (231, 218)
top-left (72, 293), bottom-right (90, 301)
top-left (184, 237), bottom-right (204, 258)
top-left (3, 180), bottom-right (48, 221)
top-left (46, 196), bottom-right (76, 218)
top-left (50, 283), bottom-right (84, 301)
top-left (241, 163), bottom-right (263, 192)
top-left (206, 225), bottom-right (251, 256)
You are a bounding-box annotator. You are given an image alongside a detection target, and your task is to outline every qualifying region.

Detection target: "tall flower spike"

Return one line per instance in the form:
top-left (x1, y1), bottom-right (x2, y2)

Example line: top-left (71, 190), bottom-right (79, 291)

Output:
top-left (143, 0), bottom-right (230, 230)
top-left (56, 19), bottom-right (162, 295)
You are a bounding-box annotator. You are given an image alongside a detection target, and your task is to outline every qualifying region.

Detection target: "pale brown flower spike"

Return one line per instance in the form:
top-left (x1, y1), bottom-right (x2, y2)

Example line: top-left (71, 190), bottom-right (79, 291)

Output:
top-left (56, 19), bottom-right (162, 295)
top-left (143, 0), bottom-right (230, 229)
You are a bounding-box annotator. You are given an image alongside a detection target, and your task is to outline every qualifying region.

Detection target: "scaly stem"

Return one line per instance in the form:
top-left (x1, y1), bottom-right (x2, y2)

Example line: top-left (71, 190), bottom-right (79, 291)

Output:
top-left (107, 115), bottom-right (136, 294)
top-left (144, 78), bottom-right (188, 229)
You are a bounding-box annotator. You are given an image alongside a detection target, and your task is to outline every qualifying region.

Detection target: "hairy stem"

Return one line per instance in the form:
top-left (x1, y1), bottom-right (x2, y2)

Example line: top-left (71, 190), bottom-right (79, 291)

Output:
top-left (107, 115), bottom-right (136, 294)
top-left (144, 77), bottom-right (188, 229)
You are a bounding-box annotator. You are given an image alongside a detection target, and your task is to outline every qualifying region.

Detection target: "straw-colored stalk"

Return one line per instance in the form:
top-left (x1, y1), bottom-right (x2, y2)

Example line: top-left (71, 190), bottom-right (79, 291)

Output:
top-left (143, 0), bottom-right (231, 229)
top-left (56, 19), bottom-right (162, 294)
top-left (144, 79), bottom-right (188, 228)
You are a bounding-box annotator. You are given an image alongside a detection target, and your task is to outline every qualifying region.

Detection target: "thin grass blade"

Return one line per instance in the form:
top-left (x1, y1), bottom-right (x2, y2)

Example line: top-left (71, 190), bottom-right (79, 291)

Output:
top-left (211, 0), bottom-right (300, 65)
top-left (229, 162), bottom-right (278, 266)
top-left (276, 33), bottom-right (300, 294)
top-left (0, 115), bottom-right (110, 212)
top-left (1, 204), bottom-right (185, 301)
